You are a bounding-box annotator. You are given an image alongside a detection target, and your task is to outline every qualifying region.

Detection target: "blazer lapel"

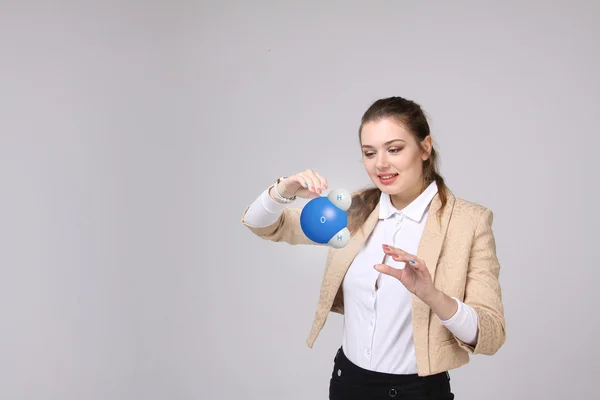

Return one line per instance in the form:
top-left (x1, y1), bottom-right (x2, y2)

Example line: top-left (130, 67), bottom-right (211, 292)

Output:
top-left (416, 191), bottom-right (455, 283)
top-left (412, 191), bottom-right (455, 374)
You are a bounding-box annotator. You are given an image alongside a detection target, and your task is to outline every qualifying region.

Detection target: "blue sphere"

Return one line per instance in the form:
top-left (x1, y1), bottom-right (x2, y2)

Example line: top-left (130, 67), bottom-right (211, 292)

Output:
top-left (300, 197), bottom-right (347, 244)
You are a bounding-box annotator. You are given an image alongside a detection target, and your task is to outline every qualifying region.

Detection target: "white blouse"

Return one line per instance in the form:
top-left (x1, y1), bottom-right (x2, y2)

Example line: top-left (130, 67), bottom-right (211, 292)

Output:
top-left (243, 182), bottom-right (478, 374)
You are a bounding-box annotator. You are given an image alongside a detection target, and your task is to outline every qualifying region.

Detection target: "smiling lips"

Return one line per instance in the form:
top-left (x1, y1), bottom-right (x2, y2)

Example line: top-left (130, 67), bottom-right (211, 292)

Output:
top-left (377, 173), bottom-right (399, 185)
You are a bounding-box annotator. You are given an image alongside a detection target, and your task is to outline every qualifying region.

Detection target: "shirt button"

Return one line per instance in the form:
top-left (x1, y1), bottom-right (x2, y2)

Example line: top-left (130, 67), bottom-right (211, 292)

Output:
top-left (369, 321), bottom-right (373, 327)
top-left (365, 349), bottom-right (370, 355)
top-left (372, 292), bottom-right (376, 298)
top-left (389, 388), bottom-right (398, 397)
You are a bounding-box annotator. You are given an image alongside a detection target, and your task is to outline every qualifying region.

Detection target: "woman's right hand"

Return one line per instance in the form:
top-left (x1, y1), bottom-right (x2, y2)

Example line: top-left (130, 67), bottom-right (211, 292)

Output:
top-left (277, 169), bottom-right (329, 200)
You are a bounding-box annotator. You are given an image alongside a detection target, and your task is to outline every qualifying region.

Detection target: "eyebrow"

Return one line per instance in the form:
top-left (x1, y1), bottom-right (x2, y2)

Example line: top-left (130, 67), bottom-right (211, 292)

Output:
top-left (361, 139), bottom-right (406, 149)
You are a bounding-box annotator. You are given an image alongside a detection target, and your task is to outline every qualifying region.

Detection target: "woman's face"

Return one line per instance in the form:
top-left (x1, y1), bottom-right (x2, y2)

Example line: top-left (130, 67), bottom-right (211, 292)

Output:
top-left (360, 117), bottom-right (431, 199)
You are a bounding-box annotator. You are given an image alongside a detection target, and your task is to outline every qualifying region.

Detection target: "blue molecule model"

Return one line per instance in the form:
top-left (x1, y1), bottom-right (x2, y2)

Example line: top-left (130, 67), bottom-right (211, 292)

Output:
top-left (300, 189), bottom-right (352, 248)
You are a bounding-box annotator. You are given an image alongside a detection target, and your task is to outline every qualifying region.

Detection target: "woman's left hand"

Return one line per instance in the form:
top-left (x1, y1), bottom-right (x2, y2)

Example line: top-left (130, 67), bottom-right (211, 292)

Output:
top-left (374, 244), bottom-right (438, 302)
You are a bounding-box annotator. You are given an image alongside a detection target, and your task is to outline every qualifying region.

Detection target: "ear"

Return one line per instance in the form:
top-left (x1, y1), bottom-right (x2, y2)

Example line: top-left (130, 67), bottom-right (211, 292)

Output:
top-left (421, 136), bottom-right (433, 161)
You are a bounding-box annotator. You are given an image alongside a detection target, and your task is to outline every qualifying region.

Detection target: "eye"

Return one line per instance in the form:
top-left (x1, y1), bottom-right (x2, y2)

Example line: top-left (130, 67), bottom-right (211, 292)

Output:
top-left (389, 147), bottom-right (403, 154)
top-left (363, 152), bottom-right (375, 157)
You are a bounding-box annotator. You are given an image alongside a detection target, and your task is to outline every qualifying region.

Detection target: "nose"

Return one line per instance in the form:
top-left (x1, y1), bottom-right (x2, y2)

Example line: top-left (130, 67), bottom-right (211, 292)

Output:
top-left (375, 153), bottom-right (389, 170)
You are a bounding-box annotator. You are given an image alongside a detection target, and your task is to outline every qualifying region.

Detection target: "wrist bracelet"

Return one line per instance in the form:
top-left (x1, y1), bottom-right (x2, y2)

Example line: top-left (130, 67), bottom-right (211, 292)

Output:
top-left (272, 176), bottom-right (296, 203)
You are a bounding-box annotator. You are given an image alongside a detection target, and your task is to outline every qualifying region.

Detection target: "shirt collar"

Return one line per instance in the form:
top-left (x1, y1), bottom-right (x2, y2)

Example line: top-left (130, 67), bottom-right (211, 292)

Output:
top-left (378, 180), bottom-right (438, 222)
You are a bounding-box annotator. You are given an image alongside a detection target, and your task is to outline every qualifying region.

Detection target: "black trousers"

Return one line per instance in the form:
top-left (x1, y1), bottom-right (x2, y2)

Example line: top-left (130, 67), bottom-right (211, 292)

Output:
top-left (329, 347), bottom-right (454, 400)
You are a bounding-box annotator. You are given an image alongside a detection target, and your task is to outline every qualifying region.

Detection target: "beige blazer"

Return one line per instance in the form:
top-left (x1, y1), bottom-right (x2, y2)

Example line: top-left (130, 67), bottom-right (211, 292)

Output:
top-left (241, 186), bottom-right (506, 376)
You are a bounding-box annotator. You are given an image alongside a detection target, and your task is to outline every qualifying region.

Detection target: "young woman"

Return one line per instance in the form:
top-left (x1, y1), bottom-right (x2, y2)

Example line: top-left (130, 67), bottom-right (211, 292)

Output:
top-left (240, 96), bottom-right (506, 399)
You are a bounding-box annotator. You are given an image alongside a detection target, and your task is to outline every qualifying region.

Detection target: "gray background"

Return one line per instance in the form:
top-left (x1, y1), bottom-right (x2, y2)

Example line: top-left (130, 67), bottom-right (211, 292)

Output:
top-left (0, 1), bottom-right (598, 399)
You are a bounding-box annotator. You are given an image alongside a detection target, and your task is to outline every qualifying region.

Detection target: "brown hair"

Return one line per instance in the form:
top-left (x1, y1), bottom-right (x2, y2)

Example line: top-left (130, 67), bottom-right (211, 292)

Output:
top-left (347, 96), bottom-right (448, 235)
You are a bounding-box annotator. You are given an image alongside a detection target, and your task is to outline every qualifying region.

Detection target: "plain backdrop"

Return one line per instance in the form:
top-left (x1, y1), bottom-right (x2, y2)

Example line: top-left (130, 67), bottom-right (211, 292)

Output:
top-left (0, 1), bottom-right (598, 399)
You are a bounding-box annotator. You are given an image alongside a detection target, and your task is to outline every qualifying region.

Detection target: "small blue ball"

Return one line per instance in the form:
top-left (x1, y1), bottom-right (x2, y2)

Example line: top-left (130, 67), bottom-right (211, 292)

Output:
top-left (300, 197), bottom-right (347, 244)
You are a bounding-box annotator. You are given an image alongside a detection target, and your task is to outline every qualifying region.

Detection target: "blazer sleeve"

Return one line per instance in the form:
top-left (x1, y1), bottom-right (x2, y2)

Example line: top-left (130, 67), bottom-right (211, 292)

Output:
top-left (455, 208), bottom-right (506, 355)
top-left (240, 196), bottom-right (323, 246)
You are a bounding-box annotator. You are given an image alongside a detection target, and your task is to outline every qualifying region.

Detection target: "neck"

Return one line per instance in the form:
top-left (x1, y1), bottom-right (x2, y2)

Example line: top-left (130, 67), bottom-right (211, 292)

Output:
top-left (390, 180), bottom-right (426, 210)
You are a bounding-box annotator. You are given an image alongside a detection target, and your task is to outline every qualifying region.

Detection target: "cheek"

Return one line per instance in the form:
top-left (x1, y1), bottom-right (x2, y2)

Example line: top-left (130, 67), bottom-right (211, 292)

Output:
top-left (394, 152), bottom-right (421, 170)
top-left (390, 156), bottom-right (411, 170)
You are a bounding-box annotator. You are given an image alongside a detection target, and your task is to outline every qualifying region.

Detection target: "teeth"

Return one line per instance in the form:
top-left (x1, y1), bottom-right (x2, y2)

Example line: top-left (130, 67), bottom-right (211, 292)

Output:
top-left (380, 174), bottom-right (397, 179)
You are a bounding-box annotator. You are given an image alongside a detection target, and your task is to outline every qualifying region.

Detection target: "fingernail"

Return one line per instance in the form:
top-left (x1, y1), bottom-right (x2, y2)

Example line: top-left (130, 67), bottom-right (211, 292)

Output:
top-left (304, 183), bottom-right (308, 187)
top-left (409, 260), bottom-right (415, 264)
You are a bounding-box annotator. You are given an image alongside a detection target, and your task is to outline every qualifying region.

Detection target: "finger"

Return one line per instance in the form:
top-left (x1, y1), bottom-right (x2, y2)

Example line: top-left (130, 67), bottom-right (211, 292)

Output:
top-left (300, 170), bottom-right (320, 194)
top-left (313, 171), bottom-right (328, 190)
top-left (387, 251), bottom-right (424, 273)
top-left (382, 244), bottom-right (410, 257)
top-left (373, 263), bottom-right (402, 280)
top-left (389, 252), bottom-right (416, 262)
top-left (388, 256), bottom-right (412, 272)
top-left (412, 262), bottom-right (429, 276)
top-left (391, 254), bottom-right (423, 269)
top-left (399, 257), bottom-right (428, 277)
top-left (293, 173), bottom-right (317, 195)
top-left (390, 254), bottom-right (411, 264)
top-left (383, 245), bottom-right (421, 263)
top-left (305, 169), bottom-right (326, 194)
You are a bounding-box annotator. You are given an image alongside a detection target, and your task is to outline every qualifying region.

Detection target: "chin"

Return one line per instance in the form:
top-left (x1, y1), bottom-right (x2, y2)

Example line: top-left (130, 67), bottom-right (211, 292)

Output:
top-left (382, 187), bottom-right (402, 196)
top-left (373, 181), bottom-right (402, 195)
